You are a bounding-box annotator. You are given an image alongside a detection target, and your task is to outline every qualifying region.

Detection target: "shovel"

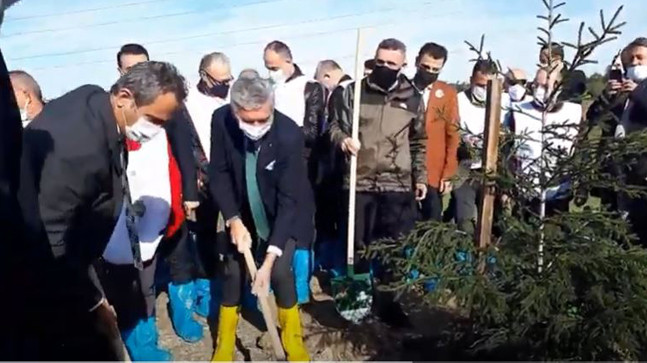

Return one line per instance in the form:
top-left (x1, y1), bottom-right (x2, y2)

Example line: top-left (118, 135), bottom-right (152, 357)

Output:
top-left (331, 28), bottom-right (373, 324)
top-left (242, 247), bottom-right (286, 360)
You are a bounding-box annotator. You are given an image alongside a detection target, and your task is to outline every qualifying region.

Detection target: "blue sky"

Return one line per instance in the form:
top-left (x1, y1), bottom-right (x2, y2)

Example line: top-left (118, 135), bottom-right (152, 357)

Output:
top-left (1, 0), bottom-right (644, 99)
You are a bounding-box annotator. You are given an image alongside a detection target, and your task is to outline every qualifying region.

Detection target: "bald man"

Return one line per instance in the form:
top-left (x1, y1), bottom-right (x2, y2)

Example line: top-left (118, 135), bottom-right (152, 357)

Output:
top-left (315, 59), bottom-right (351, 93)
top-left (9, 70), bottom-right (45, 126)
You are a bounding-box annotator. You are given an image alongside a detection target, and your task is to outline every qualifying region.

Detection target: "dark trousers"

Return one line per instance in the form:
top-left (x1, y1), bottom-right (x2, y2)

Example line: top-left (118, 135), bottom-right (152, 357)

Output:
top-left (450, 180), bottom-right (480, 235)
top-left (419, 186), bottom-right (443, 221)
top-left (628, 196), bottom-right (647, 247)
top-left (351, 191), bottom-right (417, 275)
top-left (6, 269), bottom-right (125, 361)
top-left (161, 216), bottom-right (220, 284)
top-left (97, 258), bottom-right (158, 332)
top-left (220, 239), bottom-right (297, 309)
top-left (30, 307), bottom-right (125, 361)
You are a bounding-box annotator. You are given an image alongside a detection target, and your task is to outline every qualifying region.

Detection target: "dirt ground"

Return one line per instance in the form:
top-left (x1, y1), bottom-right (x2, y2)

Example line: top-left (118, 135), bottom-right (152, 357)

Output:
top-left (154, 273), bottom-right (452, 361)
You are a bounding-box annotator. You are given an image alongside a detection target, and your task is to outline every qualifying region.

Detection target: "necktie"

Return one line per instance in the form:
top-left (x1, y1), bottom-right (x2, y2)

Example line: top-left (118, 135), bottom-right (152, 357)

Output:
top-left (120, 140), bottom-right (144, 270)
top-left (244, 140), bottom-right (270, 259)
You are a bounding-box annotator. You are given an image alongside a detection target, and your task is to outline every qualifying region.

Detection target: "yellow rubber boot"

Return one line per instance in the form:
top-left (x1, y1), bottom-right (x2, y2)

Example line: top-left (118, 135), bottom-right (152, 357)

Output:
top-left (211, 305), bottom-right (239, 362)
top-left (278, 305), bottom-right (310, 362)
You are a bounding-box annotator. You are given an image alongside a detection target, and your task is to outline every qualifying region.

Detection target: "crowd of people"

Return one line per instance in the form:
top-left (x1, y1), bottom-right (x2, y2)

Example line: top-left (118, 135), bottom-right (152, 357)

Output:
top-left (2, 26), bottom-right (647, 361)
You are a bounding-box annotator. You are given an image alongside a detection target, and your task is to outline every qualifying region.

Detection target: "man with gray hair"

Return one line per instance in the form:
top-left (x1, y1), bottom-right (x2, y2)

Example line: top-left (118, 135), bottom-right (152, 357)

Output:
top-left (16, 61), bottom-right (187, 360)
top-left (161, 51), bottom-right (234, 342)
top-left (9, 70), bottom-right (45, 126)
top-left (208, 70), bottom-right (313, 361)
top-left (186, 51), bottom-right (233, 158)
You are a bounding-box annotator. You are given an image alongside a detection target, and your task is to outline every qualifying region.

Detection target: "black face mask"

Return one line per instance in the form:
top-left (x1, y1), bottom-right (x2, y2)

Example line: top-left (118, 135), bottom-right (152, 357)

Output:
top-left (369, 65), bottom-right (400, 91)
top-left (414, 70), bottom-right (439, 89)
top-left (206, 83), bottom-right (230, 98)
top-left (199, 73), bottom-right (231, 99)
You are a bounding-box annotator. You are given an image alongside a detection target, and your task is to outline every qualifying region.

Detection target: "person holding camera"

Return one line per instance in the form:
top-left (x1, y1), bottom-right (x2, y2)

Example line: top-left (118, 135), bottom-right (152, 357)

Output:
top-left (613, 37), bottom-right (647, 245)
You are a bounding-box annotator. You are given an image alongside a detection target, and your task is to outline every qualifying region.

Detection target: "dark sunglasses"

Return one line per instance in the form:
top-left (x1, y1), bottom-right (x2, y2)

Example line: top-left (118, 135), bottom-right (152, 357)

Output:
top-left (202, 72), bottom-right (233, 85)
top-left (507, 79), bottom-right (527, 86)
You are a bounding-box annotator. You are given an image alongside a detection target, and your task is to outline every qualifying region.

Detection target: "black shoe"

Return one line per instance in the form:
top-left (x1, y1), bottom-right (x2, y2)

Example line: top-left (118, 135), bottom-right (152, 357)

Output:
top-left (376, 301), bottom-right (413, 329)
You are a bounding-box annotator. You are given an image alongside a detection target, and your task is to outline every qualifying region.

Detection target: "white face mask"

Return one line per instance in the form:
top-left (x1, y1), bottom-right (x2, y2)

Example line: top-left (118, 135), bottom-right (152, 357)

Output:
top-left (268, 69), bottom-right (286, 86)
top-left (508, 84), bottom-right (527, 102)
top-left (626, 65), bottom-right (647, 83)
top-left (125, 116), bottom-right (163, 143)
top-left (239, 119), bottom-right (272, 141)
top-left (20, 99), bottom-right (30, 123)
top-left (471, 85), bottom-right (487, 103)
top-left (533, 86), bottom-right (547, 107)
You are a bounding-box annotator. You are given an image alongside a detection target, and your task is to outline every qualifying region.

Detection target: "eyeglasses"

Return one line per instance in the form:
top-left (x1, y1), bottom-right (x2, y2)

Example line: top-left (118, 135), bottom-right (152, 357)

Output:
top-left (202, 72), bottom-right (233, 85)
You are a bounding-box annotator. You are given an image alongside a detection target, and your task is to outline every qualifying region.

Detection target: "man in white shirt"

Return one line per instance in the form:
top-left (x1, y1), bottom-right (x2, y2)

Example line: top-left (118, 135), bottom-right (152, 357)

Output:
top-left (507, 67), bottom-right (582, 214)
top-left (263, 41), bottom-right (325, 305)
top-left (169, 52), bottom-right (233, 328)
top-left (452, 59), bottom-right (500, 234)
top-left (503, 68), bottom-right (530, 107)
top-left (185, 52), bottom-right (232, 158)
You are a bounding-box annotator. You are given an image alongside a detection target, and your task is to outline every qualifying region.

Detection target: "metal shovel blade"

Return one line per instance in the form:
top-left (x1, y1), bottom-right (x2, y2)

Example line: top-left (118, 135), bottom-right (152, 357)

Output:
top-left (331, 273), bottom-right (373, 324)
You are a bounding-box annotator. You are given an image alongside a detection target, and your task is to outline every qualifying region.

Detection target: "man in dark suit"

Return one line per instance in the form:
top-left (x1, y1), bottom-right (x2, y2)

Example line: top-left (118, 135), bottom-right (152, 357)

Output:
top-left (208, 70), bottom-right (312, 361)
top-left (0, 1), bottom-right (29, 359)
top-left (16, 61), bottom-right (187, 360)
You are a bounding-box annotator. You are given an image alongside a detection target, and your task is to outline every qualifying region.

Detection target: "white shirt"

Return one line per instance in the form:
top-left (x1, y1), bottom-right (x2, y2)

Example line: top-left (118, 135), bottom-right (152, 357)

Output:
top-left (273, 75), bottom-right (308, 127)
top-left (511, 101), bottom-right (582, 200)
top-left (102, 130), bottom-right (172, 264)
top-left (457, 90), bottom-right (507, 169)
top-left (185, 87), bottom-right (228, 160)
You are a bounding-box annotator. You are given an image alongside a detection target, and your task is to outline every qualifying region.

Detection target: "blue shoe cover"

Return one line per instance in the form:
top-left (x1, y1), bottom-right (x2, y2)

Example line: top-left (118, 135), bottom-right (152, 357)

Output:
top-left (122, 317), bottom-right (172, 361)
top-left (194, 278), bottom-right (211, 318)
top-left (293, 249), bottom-right (311, 305)
top-left (168, 281), bottom-right (204, 342)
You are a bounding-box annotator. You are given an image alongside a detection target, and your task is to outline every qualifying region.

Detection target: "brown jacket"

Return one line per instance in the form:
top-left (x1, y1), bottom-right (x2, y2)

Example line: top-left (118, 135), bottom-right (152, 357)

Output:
top-left (423, 81), bottom-right (460, 188)
top-left (329, 75), bottom-right (427, 192)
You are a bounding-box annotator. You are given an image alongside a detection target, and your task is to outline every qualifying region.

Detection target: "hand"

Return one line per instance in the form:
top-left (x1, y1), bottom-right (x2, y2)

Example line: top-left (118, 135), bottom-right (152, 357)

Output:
top-left (229, 218), bottom-right (251, 254)
top-left (415, 183), bottom-right (427, 201)
top-left (621, 79), bottom-right (638, 93)
top-left (94, 299), bottom-right (119, 338)
top-left (465, 135), bottom-right (479, 147)
top-left (607, 79), bottom-right (622, 94)
top-left (183, 201), bottom-right (200, 221)
top-left (341, 137), bottom-right (361, 156)
top-left (500, 194), bottom-right (511, 209)
top-left (251, 260), bottom-right (273, 298)
top-left (439, 179), bottom-right (452, 195)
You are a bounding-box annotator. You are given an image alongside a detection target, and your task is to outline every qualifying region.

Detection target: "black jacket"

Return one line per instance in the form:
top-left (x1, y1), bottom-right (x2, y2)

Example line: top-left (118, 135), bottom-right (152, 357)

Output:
top-left (209, 105), bottom-right (315, 251)
top-left (630, 79), bottom-right (647, 122)
top-left (164, 105), bottom-right (199, 202)
top-left (287, 65), bottom-right (326, 149)
top-left (0, 48), bottom-right (23, 251)
top-left (17, 85), bottom-right (123, 312)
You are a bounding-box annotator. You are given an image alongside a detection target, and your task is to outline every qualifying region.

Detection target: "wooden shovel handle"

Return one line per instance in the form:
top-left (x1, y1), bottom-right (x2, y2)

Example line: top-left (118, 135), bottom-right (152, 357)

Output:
top-left (242, 248), bottom-right (286, 360)
top-left (347, 28), bottom-right (366, 272)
